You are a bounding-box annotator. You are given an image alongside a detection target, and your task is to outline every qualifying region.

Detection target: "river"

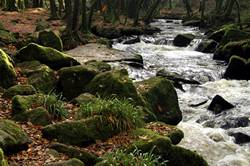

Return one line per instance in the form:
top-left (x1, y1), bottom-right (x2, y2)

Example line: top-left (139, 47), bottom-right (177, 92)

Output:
top-left (112, 19), bottom-right (250, 166)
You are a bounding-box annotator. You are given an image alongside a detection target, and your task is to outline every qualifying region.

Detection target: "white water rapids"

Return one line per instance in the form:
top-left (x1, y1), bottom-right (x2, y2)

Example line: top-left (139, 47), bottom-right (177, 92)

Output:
top-left (112, 19), bottom-right (250, 166)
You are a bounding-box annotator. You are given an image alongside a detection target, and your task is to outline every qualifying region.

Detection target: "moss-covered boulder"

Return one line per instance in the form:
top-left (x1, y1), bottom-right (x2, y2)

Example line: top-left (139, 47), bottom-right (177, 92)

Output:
top-left (0, 30), bottom-right (16, 44)
top-left (213, 39), bottom-right (250, 62)
top-left (136, 77), bottom-right (182, 125)
top-left (196, 39), bottom-right (218, 53)
top-left (50, 143), bottom-right (98, 165)
top-left (173, 34), bottom-right (195, 47)
top-left (38, 30), bottom-right (63, 51)
top-left (0, 148), bottom-right (8, 166)
top-left (2, 84), bottom-right (36, 99)
top-left (126, 128), bottom-right (208, 166)
top-left (86, 69), bottom-right (142, 105)
top-left (42, 116), bottom-right (121, 145)
top-left (85, 60), bottom-right (111, 72)
top-left (58, 65), bottom-right (99, 100)
top-left (72, 93), bottom-right (97, 105)
top-left (46, 158), bottom-right (84, 166)
top-left (14, 43), bottom-right (80, 70)
top-left (0, 49), bottom-right (17, 89)
top-left (208, 24), bottom-right (250, 45)
top-left (11, 94), bottom-right (66, 125)
top-left (35, 19), bottom-right (50, 32)
top-left (13, 107), bottom-right (51, 126)
top-left (0, 119), bottom-right (31, 154)
top-left (223, 56), bottom-right (250, 80)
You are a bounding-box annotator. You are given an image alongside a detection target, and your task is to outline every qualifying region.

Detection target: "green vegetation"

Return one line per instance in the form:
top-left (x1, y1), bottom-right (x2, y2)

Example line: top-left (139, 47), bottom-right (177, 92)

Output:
top-left (96, 149), bottom-right (167, 166)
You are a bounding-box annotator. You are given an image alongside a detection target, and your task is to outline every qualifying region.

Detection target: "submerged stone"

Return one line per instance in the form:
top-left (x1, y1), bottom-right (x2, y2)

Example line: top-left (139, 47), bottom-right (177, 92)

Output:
top-left (173, 34), bottom-right (195, 47)
top-left (208, 95), bottom-right (234, 114)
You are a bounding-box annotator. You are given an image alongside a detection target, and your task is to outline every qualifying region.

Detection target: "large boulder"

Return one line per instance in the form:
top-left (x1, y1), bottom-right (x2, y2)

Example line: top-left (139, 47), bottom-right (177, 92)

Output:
top-left (92, 25), bottom-right (122, 39)
top-left (173, 34), bottom-right (195, 47)
top-left (228, 132), bottom-right (250, 144)
top-left (46, 158), bottom-right (84, 166)
top-left (17, 61), bottom-right (57, 93)
top-left (223, 56), bottom-right (250, 80)
top-left (124, 128), bottom-right (208, 166)
top-left (209, 25), bottom-right (250, 45)
top-left (0, 119), bottom-right (31, 154)
top-left (213, 40), bottom-right (250, 62)
top-left (135, 77), bottom-right (182, 125)
top-left (2, 84), bottom-right (36, 99)
top-left (86, 69), bottom-right (142, 105)
top-left (0, 49), bottom-right (17, 89)
top-left (38, 30), bottom-right (63, 51)
top-left (0, 30), bottom-right (16, 44)
top-left (58, 65), bottom-right (99, 100)
top-left (42, 116), bottom-right (121, 146)
top-left (49, 143), bottom-right (98, 165)
top-left (14, 43), bottom-right (80, 70)
top-left (196, 39), bottom-right (218, 53)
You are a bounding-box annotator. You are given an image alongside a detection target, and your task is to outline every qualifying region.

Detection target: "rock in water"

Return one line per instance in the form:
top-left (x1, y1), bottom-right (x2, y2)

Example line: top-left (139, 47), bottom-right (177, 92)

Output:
top-left (208, 95), bottom-right (234, 114)
top-left (14, 43), bottom-right (80, 70)
top-left (38, 30), bottom-right (63, 51)
top-left (173, 34), bottom-right (195, 47)
top-left (0, 49), bottom-right (17, 88)
top-left (229, 132), bottom-right (250, 144)
top-left (196, 39), bottom-right (218, 53)
top-left (136, 77), bottom-right (182, 125)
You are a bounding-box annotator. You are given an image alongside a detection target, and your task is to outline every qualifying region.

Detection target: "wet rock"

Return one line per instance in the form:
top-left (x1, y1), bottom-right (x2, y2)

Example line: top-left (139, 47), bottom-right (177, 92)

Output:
top-left (173, 34), bottom-right (195, 47)
top-left (122, 37), bottom-right (140, 44)
top-left (121, 27), bottom-right (143, 36)
top-left (86, 69), bottom-right (142, 105)
top-left (14, 43), bottom-right (80, 70)
top-left (0, 29), bottom-right (16, 44)
top-left (223, 56), bottom-right (250, 80)
top-left (136, 77), bottom-right (182, 125)
top-left (92, 25), bottom-right (122, 39)
top-left (196, 39), bottom-right (218, 53)
top-left (50, 142), bottom-right (98, 165)
top-left (229, 132), bottom-right (250, 144)
top-left (220, 117), bottom-right (249, 129)
top-left (208, 95), bottom-right (234, 114)
top-left (46, 158), bottom-right (84, 166)
top-left (0, 119), bottom-right (31, 154)
top-left (0, 49), bottom-right (17, 89)
top-left (2, 84), bottom-right (36, 99)
top-left (183, 20), bottom-right (201, 27)
top-left (38, 30), bottom-right (63, 51)
top-left (213, 39), bottom-right (250, 62)
top-left (126, 128), bottom-right (208, 166)
top-left (58, 65), bottom-right (99, 100)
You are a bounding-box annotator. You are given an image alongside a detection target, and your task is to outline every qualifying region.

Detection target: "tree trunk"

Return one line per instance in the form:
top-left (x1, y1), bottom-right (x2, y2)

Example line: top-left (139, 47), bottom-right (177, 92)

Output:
top-left (81, 0), bottom-right (88, 32)
top-left (49, 0), bottom-right (59, 20)
top-left (6, 0), bottom-right (18, 11)
top-left (72, 0), bottom-right (81, 31)
top-left (144, 0), bottom-right (161, 24)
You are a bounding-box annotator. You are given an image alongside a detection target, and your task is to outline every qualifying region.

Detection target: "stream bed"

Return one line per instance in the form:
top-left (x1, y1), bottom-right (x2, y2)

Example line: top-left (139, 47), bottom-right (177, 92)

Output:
top-left (112, 19), bottom-right (250, 166)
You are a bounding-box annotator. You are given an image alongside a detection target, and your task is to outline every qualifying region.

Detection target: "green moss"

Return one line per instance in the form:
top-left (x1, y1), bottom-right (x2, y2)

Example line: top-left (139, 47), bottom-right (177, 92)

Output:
top-left (3, 84), bottom-right (36, 99)
top-left (58, 65), bottom-right (99, 100)
top-left (0, 119), bottom-right (30, 154)
top-left (42, 116), bottom-right (122, 145)
top-left (50, 142), bottom-right (98, 165)
top-left (38, 30), bottom-right (63, 51)
top-left (46, 158), bottom-right (84, 166)
top-left (0, 30), bottom-right (16, 44)
top-left (16, 61), bottom-right (42, 76)
top-left (85, 60), bottom-right (111, 72)
top-left (72, 93), bottom-right (97, 105)
top-left (0, 49), bottom-right (17, 89)
top-left (135, 77), bottom-right (182, 125)
top-left (86, 69), bottom-right (143, 105)
top-left (14, 43), bottom-right (80, 70)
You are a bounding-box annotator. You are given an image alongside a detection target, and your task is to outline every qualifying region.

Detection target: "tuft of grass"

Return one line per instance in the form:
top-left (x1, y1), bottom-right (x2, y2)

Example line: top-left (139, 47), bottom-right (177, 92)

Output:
top-left (96, 149), bottom-right (167, 166)
top-left (77, 97), bottom-right (145, 131)
top-left (42, 93), bottom-right (68, 120)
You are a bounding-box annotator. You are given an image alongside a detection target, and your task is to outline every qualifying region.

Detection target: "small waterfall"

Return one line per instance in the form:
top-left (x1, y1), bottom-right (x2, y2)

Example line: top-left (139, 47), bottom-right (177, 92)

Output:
top-left (113, 19), bottom-right (250, 166)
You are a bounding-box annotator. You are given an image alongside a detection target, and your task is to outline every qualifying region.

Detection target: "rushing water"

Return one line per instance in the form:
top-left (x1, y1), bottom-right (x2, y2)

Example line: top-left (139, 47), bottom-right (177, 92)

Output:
top-left (112, 19), bottom-right (250, 166)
